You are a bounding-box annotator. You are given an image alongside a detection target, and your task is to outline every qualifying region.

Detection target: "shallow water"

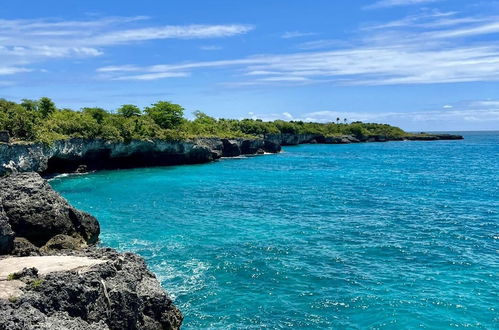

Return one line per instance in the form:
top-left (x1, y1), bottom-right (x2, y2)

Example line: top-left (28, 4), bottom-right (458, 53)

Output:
top-left (51, 132), bottom-right (499, 329)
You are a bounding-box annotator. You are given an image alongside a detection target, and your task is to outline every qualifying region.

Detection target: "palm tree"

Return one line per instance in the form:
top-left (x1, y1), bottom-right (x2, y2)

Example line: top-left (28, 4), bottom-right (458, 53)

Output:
top-left (344, 118), bottom-right (347, 124)
top-left (336, 117), bottom-right (340, 124)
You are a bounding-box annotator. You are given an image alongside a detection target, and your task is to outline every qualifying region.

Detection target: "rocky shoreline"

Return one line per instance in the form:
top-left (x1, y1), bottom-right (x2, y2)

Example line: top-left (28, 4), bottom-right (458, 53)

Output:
top-left (0, 133), bottom-right (462, 176)
top-left (0, 132), bottom-right (463, 329)
top-left (0, 173), bottom-right (183, 329)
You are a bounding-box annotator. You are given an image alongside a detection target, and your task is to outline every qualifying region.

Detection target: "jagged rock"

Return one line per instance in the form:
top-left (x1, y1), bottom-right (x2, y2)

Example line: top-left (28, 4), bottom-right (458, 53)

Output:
top-left (41, 234), bottom-right (87, 253)
top-left (0, 172), bottom-right (100, 247)
top-left (0, 131), bottom-right (9, 144)
top-left (265, 133), bottom-right (322, 146)
top-left (221, 139), bottom-right (241, 157)
top-left (75, 164), bottom-right (88, 173)
top-left (0, 249), bottom-right (183, 330)
top-left (0, 137), bottom-right (282, 176)
top-left (11, 238), bottom-right (40, 257)
top-left (404, 134), bottom-right (463, 141)
top-left (240, 139), bottom-right (265, 154)
top-left (0, 204), bottom-right (14, 255)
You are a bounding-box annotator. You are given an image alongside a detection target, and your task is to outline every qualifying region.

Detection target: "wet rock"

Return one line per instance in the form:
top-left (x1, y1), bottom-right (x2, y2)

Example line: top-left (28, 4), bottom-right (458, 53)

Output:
top-left (75, 164), bottom-right (88, 173)
top-left (221, 139), bottom-right (241, 157)
top-left (0, 131), bottom-right (9, 144)
top-left (0, 172), bottom-right (100, 247)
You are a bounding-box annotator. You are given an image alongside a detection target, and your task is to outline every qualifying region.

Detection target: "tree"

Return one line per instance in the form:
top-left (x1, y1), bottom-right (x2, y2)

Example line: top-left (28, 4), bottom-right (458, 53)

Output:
top-left (82, 107), bottom-right (108, 124)
top-left (38, 97), bottom-right (56, 118)
top-left (117, 104), bottom-right (141, 118)
top-left (193, 111), bottom-right (216, 125)
top-left (144, 101), bottom-right (184, 129)
top-left (20, 99), bottom-right (38, 111)
top-left (344, 118), bottom-right (347, 124)
top-left (336, 117), bottom-right (340, 124)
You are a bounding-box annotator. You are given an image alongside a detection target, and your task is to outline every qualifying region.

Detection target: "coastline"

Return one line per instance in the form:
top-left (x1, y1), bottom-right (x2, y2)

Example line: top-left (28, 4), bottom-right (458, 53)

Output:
top-left (0, 132), bottom-right (462, 176)
top-left (0, 132), bottom-right (463, 329)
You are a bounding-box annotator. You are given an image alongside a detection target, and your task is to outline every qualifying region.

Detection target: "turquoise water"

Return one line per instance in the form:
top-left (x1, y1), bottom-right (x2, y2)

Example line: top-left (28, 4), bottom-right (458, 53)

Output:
top-left (51, 132), bottom-right (499, 329)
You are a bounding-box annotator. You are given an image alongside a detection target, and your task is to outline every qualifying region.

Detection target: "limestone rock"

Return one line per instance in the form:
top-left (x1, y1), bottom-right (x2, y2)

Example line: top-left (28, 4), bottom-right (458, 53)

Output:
top-left (0, 172), bottom-right (100, 247)
top-left (11, 237), bottom-right (40, 257)
top-left (0, 204), bottom-right (14, 255)
top-left (0, 249), bottom-right (183, 329)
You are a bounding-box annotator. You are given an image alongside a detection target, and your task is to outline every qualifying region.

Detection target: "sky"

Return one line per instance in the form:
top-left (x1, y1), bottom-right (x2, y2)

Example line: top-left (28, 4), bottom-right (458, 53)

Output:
top-left (1, 0), bottom-right (499, 131)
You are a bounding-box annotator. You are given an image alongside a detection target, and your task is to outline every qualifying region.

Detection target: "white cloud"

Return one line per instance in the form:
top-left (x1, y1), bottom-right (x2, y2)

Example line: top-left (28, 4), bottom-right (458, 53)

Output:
top-left (281, 31), bottom-right (317, 39)
top-left (99, 45), bottom-right (499, 85)
top-left (200, 45), bottom-right (223, 51)
top-left (296, 39), bottom-right (349, 50)
top-left (88, 24), bottom-right (253, 45)
top-left (249, 102), bottom-right (499, 131)
top-left (0, 16), bottom-right (253, 75)
top-left (365, 0), bottom-right (440, 10)
top-left (112, 72), bottom-right (189, 81)
top-left (98, 12), bottom-right (499, 85)
top-left (0, 66), bottom-right (31, 75)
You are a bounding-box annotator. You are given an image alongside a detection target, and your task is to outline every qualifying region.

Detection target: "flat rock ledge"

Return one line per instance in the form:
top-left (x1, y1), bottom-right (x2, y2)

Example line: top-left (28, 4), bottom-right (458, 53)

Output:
top-left (0, 173), bottom-right (183, 329)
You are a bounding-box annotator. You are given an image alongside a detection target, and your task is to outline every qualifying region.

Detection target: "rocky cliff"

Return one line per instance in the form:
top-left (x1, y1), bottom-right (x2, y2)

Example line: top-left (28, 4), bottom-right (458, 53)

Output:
top-left (0, 133), bottom-right (462, 176)
top-left (0, 137), bottom-right (278, 176)
top-left (0, 173), bottom-right (183, 329)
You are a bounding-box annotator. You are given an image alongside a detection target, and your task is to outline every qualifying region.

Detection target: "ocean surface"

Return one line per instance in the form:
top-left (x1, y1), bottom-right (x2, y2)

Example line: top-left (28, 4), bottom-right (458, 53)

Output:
top-left (50, 132), bottom-right (499, 329)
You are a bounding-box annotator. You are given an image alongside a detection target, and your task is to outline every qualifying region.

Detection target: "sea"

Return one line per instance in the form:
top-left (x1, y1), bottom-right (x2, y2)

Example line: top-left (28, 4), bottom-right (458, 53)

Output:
top-left (50, 131), bottom-right (499, 329)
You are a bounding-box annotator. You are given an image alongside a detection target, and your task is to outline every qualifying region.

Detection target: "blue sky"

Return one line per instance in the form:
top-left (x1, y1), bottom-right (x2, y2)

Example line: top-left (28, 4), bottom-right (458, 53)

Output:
top-left (1, 0), bottom-right (499, 131)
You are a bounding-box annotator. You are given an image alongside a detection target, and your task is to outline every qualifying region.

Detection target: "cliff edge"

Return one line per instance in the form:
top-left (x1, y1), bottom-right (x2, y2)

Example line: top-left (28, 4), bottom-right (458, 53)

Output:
top-left (0, 173), bottom-right (183, 330)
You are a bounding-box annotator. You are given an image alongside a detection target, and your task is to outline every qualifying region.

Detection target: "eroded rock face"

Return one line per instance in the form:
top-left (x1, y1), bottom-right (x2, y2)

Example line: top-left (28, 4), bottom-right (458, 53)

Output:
top-left (0, 249), bottom-right (183, 330)
top-left (0, 137), bottom-right (280, 176)
top-left (0, 205), bottom-right (14, 254)
top-left (0, 172), bottom-right (99, 247)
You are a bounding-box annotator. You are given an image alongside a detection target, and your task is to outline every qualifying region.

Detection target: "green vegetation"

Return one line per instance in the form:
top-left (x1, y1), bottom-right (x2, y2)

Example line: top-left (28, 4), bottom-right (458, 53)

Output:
top-left (30, 279), bottom-right (44, 289)
top-left (6, 273), bottom-right (18, 281)
top-left (0, 97), bottom-right (408, 143)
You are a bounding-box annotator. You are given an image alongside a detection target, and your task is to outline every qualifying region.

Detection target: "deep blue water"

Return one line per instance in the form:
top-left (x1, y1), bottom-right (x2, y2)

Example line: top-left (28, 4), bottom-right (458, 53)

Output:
top-left (50, 132), bottom-right (499, 329)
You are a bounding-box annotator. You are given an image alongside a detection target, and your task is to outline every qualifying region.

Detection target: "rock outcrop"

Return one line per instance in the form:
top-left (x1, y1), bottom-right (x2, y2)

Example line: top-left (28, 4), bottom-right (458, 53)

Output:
top-left (0, 172), bottom-right (99, 248)
top-left (0, 250), bottom-right (182, 330)
top-left (0, 133), bottom-right (463, 176)
top-left (0, 205), bottom-right (14, 255)
top-left (0, 173), bottom-right (183, 329)
top-left (0, 137), bottom-right (278, 176)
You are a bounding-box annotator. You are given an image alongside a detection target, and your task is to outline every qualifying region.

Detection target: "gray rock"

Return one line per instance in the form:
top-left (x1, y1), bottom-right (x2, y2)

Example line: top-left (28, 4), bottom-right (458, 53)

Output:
top-left (0, 137), bottom-right (282, 176)
top-left (41, 234), bottom-right (87, 253)
top-left (0, 248), bottom-right (183, 330)
top-left (0, 172), bottom-right (99, 247)
top-left (11, 237), bottom-right (41, 257)
top-left (0, 131), bottom-right (9, 144)
top-left (221, 139), bottom-right (241, 157)
top-left (0, 204), bottom-right (14, 254)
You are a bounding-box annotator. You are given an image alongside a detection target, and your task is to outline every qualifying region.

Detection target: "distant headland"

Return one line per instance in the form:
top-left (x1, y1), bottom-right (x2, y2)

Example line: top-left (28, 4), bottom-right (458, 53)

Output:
top-left (0, 97), bottom-right (462, 175)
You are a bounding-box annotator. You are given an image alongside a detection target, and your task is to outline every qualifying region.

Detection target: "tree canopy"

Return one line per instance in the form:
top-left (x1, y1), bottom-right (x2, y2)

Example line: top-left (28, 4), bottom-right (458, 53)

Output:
top-left (0, 97), bottom-right (409, 144)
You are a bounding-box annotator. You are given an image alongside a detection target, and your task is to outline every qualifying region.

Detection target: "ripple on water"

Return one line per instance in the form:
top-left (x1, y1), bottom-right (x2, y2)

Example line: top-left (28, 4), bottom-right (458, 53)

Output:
top-left (51, 132), bottom-right (499, 329)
